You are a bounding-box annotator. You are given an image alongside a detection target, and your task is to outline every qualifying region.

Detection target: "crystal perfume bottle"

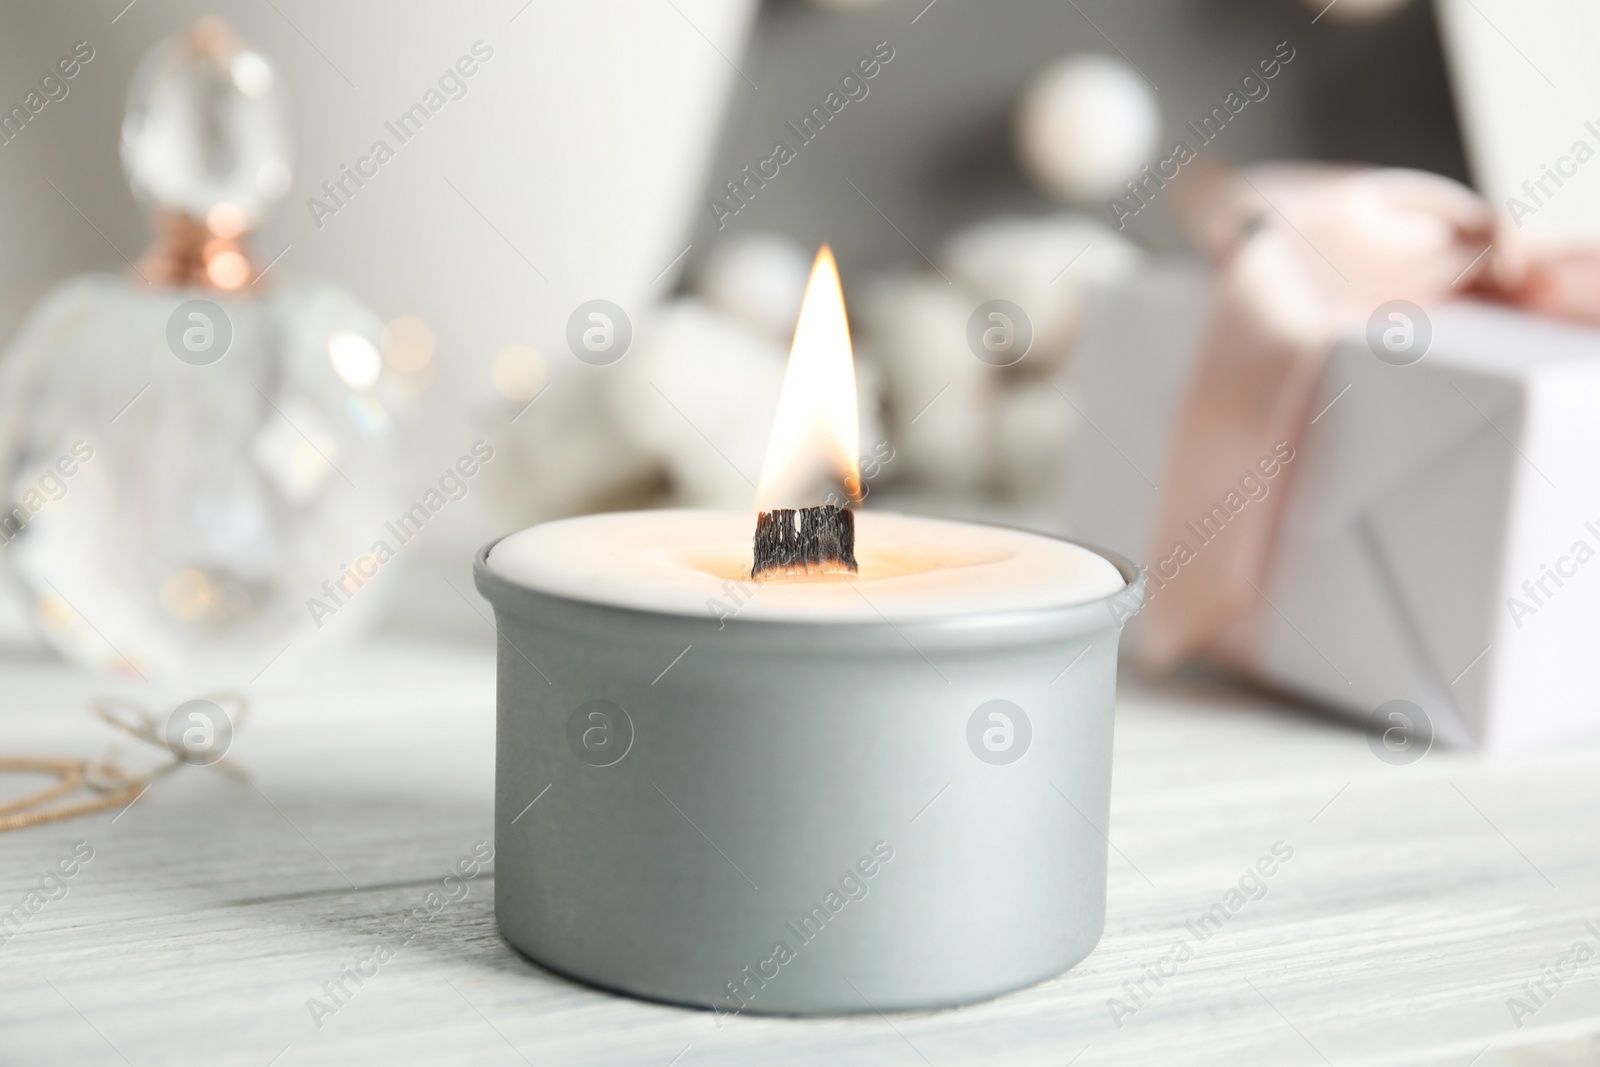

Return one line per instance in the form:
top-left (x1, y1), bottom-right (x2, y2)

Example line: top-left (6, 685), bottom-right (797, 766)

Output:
top-left (0, 19), bottom-right (403, 685)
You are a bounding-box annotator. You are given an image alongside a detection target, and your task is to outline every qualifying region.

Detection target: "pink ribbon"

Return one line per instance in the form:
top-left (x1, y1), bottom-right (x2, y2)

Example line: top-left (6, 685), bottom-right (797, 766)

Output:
top-left (1140, 164), bottom-right (1600, 672)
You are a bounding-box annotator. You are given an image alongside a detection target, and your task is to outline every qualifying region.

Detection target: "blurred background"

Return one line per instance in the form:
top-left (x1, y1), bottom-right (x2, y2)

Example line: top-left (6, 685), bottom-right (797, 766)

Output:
top-left (8, 7), bottom-right (1600, 1059)
top-left (0, 0), bottom-right (1595, 728)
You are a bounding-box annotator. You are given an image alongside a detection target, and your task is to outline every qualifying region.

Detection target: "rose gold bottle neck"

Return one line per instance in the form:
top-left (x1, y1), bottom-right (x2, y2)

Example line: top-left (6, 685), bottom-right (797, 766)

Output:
top-left (136, 212), bottom-right (257, 291)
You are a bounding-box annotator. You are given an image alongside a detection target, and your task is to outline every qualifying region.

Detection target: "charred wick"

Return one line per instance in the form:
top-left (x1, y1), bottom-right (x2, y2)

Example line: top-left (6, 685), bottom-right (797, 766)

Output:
top-left (752, 505), bottom-right (858, 581)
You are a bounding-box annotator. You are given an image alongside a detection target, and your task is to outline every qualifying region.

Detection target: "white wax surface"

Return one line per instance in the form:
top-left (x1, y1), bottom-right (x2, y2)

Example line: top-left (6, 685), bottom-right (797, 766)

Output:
top-left (486, 509), bottom-right (1124, 622)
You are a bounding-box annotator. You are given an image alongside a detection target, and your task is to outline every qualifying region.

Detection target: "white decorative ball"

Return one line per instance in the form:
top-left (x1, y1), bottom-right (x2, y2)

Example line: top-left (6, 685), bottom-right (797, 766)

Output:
top-left (941, 212), bottom-right (1143, 360)
top-left (858, 274), bottom-right (994, 493)
top-left (1015, 54), bottom-right (1160, 203)
top-left (611, 300), bottom-right (788, 508)
top-left (698, 232), bottom-right (813, 340)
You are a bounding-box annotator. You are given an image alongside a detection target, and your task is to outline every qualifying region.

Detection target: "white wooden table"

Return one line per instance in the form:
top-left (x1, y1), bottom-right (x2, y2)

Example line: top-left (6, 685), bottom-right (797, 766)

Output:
top-left (2, 640), bottom-right (1598, 1066)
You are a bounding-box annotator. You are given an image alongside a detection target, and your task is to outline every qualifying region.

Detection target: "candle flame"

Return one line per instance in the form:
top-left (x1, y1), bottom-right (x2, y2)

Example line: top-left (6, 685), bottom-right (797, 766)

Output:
top-left (752, 245), bottom-right (861, 512)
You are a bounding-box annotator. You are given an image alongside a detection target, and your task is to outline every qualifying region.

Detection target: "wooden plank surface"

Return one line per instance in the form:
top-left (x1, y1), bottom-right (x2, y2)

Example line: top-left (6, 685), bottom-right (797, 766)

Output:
top-left (1, 641), bottom-right (1598, 1066)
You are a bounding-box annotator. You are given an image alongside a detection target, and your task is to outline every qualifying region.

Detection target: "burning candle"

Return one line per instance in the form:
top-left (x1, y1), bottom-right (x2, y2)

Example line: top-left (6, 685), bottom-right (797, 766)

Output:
top-left (475, 245), bottom-right (1142, 1014)
top-left (492, 247), bottom-right (1124, 614)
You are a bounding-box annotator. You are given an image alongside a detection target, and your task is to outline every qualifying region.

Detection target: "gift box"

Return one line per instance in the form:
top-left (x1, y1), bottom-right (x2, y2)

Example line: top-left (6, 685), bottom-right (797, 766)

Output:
top-left (1068, 263), bottom-right (1600, 750)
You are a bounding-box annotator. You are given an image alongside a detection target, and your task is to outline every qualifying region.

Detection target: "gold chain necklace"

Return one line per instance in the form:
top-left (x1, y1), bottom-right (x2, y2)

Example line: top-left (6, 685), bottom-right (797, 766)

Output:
top-left (0, 693), bottom-right (247, 832)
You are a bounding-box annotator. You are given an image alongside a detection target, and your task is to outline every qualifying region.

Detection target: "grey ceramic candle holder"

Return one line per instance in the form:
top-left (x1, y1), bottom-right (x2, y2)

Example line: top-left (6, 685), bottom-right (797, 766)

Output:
top-left (473, 534), bottom-right (1144, 1015)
